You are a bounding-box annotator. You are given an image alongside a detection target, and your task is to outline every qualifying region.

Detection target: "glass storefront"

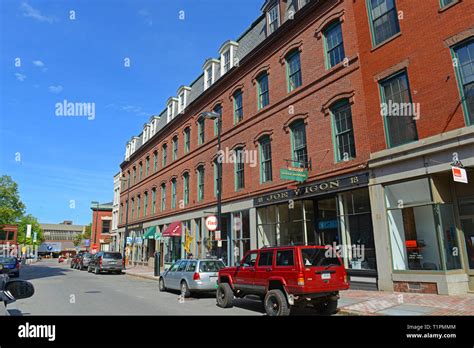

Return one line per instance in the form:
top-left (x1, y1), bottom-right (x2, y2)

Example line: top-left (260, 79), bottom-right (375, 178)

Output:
top-left (385, 178), bottom-right (462, 271)
top-left (232, 210), bottom-right (251, 265)
top-left (459, 198), bottom-right (474, 269)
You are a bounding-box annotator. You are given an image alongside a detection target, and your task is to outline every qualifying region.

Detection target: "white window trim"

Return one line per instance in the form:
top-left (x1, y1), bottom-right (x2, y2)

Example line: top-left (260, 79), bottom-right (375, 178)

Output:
top-left (267, 2), bottom-right (280, 34)
top-left (219, 41), bottom-right (239, 76)
top-left (203, 59), bottom-right (220, 90)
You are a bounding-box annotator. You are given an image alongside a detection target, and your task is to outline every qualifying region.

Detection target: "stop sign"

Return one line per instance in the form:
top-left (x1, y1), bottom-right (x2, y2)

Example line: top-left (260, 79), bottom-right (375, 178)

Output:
top-left (205, 216), bottom-right (218, 231)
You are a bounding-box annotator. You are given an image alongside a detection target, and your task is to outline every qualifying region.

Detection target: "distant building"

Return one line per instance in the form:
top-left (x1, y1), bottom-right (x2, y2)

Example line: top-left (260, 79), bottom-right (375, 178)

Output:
top-left (39, 221), bottom-right (85, 255)
top-left (0, 224), bottom-right (18, 256)
top-left (111, 172), bottom-right (122, 252)
top-left (91, 202), bottom-right (113, 252)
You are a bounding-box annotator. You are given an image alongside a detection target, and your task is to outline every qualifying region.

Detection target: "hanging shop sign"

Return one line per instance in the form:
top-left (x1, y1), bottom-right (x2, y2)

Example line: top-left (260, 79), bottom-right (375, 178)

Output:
top-left (254, 172), bottom-right (369, 206)
top-left (127, 223), bottom-right (143, 231)
top-left (452, 166), bottom-right (468, 184)
top-left (280, 167), bottom-right (308, 182)
top-left (205, 216), bottom-right (218, 231)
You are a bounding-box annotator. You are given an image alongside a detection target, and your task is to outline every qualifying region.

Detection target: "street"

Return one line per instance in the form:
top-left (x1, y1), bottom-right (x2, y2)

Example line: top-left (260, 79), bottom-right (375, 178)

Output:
top-left (5, 259), bottom-right (326, 316)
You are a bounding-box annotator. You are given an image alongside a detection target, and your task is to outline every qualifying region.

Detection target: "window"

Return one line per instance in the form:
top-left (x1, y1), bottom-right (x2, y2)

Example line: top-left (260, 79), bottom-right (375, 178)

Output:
top-left (290, 120), bottom-right (308, 167)
top-left (133, 167), bottom-right (136, 184)
top-left (367, 0), bottom-right (400, 46)
top-left (160, 184), bottom-right (166, 211)
top-left (183, 172), bottom-right (189, 206)
top-left (259, 136), bottom-right (273, 183)
top-left (171, 179), bottom-right (177, 209)
top-left (151, 188), bottom-right (156, 214)
top-left (223, 50), bottom-right (231, 73)
top-left (119, 203), bottom-right (123, 224)
top-left (162, 144), bottom-right (167, 166)
top-left (267, 3), bottom-right (280, 34)
top-left (233, 90), bottom-right (243, 124)
top-left (213, 104), bottom-right (222, 136)
top-left (206, 66), bottom-right (213, 88)
top-left (198, 117), bottom-right (205, 145)
top-left (177, 260), bottom-right (188, 272)
top-left (102, 220), bottom-right (110, 234)
top-left (324, 21), bottom-right (345, 68)
top-left (440, 0), bottom-right (455, 8)
top-left (153, 151), bottom-right (158, 172)
top-left (125, 200), bottom-right (129, 221)
top-left (452, 39), bottom-right (474, 125)
top-left (131, 198), bottom-right (135, 219)
top-left (139, 163), bottom-right (143, 181)
top-left (197, 166), bottom-right (204, 202)
top-left (257, 73), bottom-right (270, 110)
top-left (137, 195), bottom-right (141, 217)
top-left (145, 157), bottom-right (150, 176)
top-left (179, 93), bottom-right (185, 112)
top-left (172, 136), bottom-right (178, 160)
top-left (331, 100), bottom-right (356, 161)
top-left (234, 147), bottom-right (245, 190)
top-left (258, 251), bottom-right (274, 266)
top-left (143, 191), bottom-right (148, 217)
top-left (380, 71), bottom-right (418, 147)
top-left (276, 250), bottom-right (294, 266)
top-left (184, 127), bottom-right (190, 154)
top-left (186, 261), bottom-right (197, 272)
top-left (242, 251), bottom-right (257, 267)
top-left (213, 159), bottom-right (221, 197)
top-left (286, 50), bottom-right (302, 92)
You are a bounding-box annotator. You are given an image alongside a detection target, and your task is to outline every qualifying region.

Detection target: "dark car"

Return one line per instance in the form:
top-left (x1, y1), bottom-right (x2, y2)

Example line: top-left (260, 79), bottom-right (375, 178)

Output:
top-left (87, 252), bottom-right (123, 274)
top-left (0, 256), bottom-right (20, 278)
top-left (216, 245), bottom-right (349, 316)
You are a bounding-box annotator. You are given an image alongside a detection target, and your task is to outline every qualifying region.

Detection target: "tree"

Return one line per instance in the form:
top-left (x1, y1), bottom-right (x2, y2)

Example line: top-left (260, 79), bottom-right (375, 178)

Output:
top-left (73, 223), bottom-right (92, 247)
top-left (0, 175), bottom-right (26, 224)
top-left (17, 214), bottom-right (44, 246)
top-left (84, 223), bottom-right (92, 240)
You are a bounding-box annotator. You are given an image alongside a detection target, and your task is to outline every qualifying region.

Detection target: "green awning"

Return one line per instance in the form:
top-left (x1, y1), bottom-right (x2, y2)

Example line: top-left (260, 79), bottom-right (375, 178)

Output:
top-left (144, 226), bottom-right (156, 239)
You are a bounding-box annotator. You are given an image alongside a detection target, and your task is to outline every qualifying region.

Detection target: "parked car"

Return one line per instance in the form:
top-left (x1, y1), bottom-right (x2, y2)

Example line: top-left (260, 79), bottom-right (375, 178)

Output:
top-left (216, 245), bottom-right (350, 316)
top-left (77, 253), bottom-right (92, 270)
top-left (0, 256), bottom-right (20, 278)
top-left (159, 259), bottom-right (225, 297)
top-left (58, 256), bottom-right (66, 263)
top-left (87, 252), bottom-right (123, 274)
top-left (70, 251), bottom-right (85, 269)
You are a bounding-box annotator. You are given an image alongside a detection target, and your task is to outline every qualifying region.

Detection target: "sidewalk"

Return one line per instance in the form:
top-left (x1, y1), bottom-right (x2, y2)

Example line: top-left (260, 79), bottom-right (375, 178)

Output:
top-left (123, 266), bottom-right (474, 316)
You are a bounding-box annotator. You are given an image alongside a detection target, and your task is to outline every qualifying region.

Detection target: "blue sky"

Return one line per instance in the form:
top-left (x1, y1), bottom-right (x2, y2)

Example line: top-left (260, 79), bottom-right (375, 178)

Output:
top-left (0, 0), bottom-right (262, 225)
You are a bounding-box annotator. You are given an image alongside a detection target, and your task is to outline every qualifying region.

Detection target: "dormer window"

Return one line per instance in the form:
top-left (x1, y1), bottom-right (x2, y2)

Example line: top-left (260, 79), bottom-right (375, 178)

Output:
top-left (203, 59), bottom-right (219, 90)
top-left (267, 2), bottom-right (280, 34)
top-left (166, 97), bottom-right (178, 123)
top-left (219, 41), bottom-right (239, 76)
top-left (177, 86), bottom-right (191, 114)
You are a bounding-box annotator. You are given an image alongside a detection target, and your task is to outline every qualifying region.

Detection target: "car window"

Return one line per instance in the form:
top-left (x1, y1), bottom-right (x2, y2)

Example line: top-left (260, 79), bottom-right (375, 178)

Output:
top-left (258, 251), bottom-right (273, 267)
top-left (276, 250), bottom-right (294, 266)
top-left (103, 252), bottom-right (122, 259)
top-left (241, 252), bottom-right (257, 267)
top-left (199, 261), bottom-right (225, 272)
top-left (301, 248), bottom-right (341, 267)
top-left (169, 261), bottom-right (181, 272)
top-left (177, 260), bottom-right (188, 272)
top-left (186, 261), bottom-right (197, 272)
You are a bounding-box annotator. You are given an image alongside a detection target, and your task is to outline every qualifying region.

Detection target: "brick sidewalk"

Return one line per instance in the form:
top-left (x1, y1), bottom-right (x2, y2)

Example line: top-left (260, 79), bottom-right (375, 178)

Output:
top-left (123, 266), bottom-right (474, 316)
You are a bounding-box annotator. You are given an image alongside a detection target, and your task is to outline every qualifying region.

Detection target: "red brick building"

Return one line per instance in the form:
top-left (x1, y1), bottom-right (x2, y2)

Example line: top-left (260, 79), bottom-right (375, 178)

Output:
top-left (117, 0), bottom-right (473, 294)
top-left (0, 224), bottom-right (18, 255)
top-left (91, 203), bottom-right (113, 252)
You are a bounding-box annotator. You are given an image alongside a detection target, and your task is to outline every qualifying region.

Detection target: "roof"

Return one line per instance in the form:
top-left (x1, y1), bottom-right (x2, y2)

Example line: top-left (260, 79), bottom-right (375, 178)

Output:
top-left (39, 223), bottom-right (84, 232)
top-left (90, 202), bottom-right (113, 210)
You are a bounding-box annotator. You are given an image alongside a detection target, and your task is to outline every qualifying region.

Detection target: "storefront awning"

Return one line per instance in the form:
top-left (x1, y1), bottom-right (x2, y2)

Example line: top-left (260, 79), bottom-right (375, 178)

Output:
top-left (144, 226), bottom-right (156, 239)
top-left (162, 221), bottom-right (182, 237)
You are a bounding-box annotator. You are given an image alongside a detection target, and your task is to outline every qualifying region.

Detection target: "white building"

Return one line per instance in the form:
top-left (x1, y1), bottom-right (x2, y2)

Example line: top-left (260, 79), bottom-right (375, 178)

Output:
top-left (111, 171), bottom-right (121, 252)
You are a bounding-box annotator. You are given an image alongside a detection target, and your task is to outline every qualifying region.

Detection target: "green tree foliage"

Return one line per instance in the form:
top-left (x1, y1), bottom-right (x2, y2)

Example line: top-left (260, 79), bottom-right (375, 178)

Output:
top-left (17, 214), bottom-right (44, 246)
top-left (0, 175), bottom-right (26, 224)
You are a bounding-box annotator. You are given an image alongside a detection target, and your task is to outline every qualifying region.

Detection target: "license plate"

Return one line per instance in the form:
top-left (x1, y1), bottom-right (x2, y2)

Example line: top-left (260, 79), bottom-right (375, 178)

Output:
top-left (321, 273), bottom-right (331, 280)
top-left (210, 276), bottom-right (217, 283)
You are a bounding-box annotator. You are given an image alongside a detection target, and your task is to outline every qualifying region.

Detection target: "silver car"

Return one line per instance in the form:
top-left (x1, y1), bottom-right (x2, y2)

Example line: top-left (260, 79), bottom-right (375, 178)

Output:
top-left (159, 259), bottom-right (225, 297)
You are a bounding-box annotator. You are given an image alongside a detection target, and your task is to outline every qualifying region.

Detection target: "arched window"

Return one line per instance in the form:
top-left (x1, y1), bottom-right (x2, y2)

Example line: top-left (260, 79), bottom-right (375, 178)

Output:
top-left (197, 166), bottom-right (205, 201)
top-left (330, 99), bottom-right (356, 162)
top-left (171, 178), bottom-right (177, 209)
top-left (285, 50), bottom-right (302, 92)
top-left (259, 136), bottom-right (273, 183)
top-left (257, 72), bottom-right (270, 110)
top-left (233, 89), bottom-right (243, 124)
top-left (183, 172), bottom-right (190, 206)
top-left (289, 120), bottom-right (307, 167)
top-left (234, 147), bottom-right (245, 190)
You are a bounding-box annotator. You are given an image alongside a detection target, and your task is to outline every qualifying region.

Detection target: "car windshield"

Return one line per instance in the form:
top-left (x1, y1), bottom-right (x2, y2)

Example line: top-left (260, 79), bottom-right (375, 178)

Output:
top-left (0, 257), bottom-right (16, 263)
top-left (199, 261), bottom-right (225, 272)
top-left (103, 253), bottom-right (122, 259)
top-left (300, 248), bottom-right (341, 267)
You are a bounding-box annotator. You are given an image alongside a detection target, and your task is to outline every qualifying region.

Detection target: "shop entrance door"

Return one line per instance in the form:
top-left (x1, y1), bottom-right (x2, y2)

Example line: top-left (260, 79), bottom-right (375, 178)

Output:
top-left (316, 196), bottom-right (339, 246)
top-left (459, 198), bottom-right (474, 291)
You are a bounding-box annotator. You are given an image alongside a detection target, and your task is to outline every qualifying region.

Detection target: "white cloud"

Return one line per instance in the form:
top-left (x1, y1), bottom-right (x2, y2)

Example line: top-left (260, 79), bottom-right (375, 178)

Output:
top-left (20, 2), bottom-right (55, 23)
top-left (48, 85), bottom-right (63, 94)
top-left (15, 73), bottom-right (27, 82)
top-left (33, 60), bottom-right (45, 67)
top-left (138, 9), bottom-right (153, 26)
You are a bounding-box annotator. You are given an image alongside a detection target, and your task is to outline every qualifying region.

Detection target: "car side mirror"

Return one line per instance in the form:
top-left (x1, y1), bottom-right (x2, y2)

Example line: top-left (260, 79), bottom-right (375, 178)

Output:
top-left (5, 280), bottom-right (35, 300)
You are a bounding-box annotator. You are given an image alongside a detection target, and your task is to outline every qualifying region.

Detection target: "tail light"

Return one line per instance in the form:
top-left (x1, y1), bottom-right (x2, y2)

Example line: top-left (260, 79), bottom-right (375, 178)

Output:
top-left (16, 262), bottom-right (20, 269)
top-left (297, 273), bottom-right (305, 286)
top-left (344, 275), bottom-right (348, 284)
top-left (99, 257), bottom-right (103, 266)
top-left (193, 272), bottom-right (201, 280)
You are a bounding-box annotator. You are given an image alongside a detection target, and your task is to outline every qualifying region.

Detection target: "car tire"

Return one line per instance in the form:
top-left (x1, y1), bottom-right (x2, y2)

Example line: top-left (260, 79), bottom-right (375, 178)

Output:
top-left (216, 283), bottom-right (234, 308)
top-left (314, 298), bottom-right (338, 315)
top-left (87, 266), bottom-right (92, 272)
top-left (159, 277), bottom-right (166, 292)
top-left (181, 281), bottom-right (191, 298)
top-left (70, 262), bottom-right (74, 269)
top-left (94, 267), bottom-right (99, 275)
top-left (264, 289), bottom-right (290, 316)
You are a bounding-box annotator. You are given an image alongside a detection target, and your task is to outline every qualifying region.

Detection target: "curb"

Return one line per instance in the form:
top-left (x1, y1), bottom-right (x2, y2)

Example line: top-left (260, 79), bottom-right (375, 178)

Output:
top-left (124, 271), bottom-right (159, 282)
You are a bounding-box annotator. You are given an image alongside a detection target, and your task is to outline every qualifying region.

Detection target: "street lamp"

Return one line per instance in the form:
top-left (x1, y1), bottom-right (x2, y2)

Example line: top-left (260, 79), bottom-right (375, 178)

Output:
top-left (200, 111), bottom-right (223, 262)
top-left (120, 174), bottom-right (131, 269)
top-left (91, 201), bottom-right (100, 247)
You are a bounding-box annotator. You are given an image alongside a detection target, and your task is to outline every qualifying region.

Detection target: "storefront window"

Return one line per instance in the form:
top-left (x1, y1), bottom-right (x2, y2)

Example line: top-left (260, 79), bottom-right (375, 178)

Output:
top-left (385, 178), bottom-right (462, 271)
top-left (459, 198), bottom-right (474, 269)
top-left (232, 210), bottom-right (250, 265)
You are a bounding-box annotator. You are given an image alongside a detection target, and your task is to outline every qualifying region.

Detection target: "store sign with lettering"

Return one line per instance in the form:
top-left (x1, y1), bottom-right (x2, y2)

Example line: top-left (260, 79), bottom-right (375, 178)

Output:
top-left (254, 173), bottom-right (369, 206)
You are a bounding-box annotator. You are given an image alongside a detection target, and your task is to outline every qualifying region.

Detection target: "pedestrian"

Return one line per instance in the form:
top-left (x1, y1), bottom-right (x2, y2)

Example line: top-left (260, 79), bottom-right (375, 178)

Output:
top-left (187, 253), bottom-right (193, 259)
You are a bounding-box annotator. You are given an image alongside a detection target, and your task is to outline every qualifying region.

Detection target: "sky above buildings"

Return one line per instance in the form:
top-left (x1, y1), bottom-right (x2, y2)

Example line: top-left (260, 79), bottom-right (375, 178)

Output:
top-left (0, 0), bottom-right (262, 225)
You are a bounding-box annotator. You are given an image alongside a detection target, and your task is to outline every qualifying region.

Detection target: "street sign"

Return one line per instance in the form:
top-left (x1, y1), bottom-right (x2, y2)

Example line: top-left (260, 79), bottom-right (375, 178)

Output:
top-left (280, 167), bottom-right (308, 182)
top-left (217, 240), bottom-right (222, 247)
top-left (214, 230), bottom-right (221, 240)
top-left (205, 215), bottom-right (218, 231)
top-left (84, 239), bottom-right (90, 247)
top-left (126, 237), bottom-right (132, 245)
top-left (33, 232), bottom-right (37, 243)
top-left (26, 224), bottom-right (32, 239)
top-left (452, 166), bottom-right (468, 184)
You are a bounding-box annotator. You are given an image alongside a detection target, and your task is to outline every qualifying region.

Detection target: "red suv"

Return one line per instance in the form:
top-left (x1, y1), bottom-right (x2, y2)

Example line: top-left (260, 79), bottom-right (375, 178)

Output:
top-left (216, 245), bottom-right (349, 316)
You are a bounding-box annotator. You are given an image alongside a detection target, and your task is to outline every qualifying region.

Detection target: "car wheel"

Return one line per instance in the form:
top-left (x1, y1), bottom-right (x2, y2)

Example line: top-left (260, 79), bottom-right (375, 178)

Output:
top-left (313, 298), bottom-right (338, 315)
top-left (87, 266), bottom-right (92, 273)
top-left (159, 277), bottom-right (166, 292)
top-left (216, 283), bottom-right (234, 308)
top-left (13, 272), bottom-right (20, 278)
top-left (70, 262), bottom-right (74, 269)
top-left (181, 281), bottom-right (191, 298)
top-left (264, 289), bottom-right (290, 316)
top-left (94, 267), bottom-right (99, 275)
